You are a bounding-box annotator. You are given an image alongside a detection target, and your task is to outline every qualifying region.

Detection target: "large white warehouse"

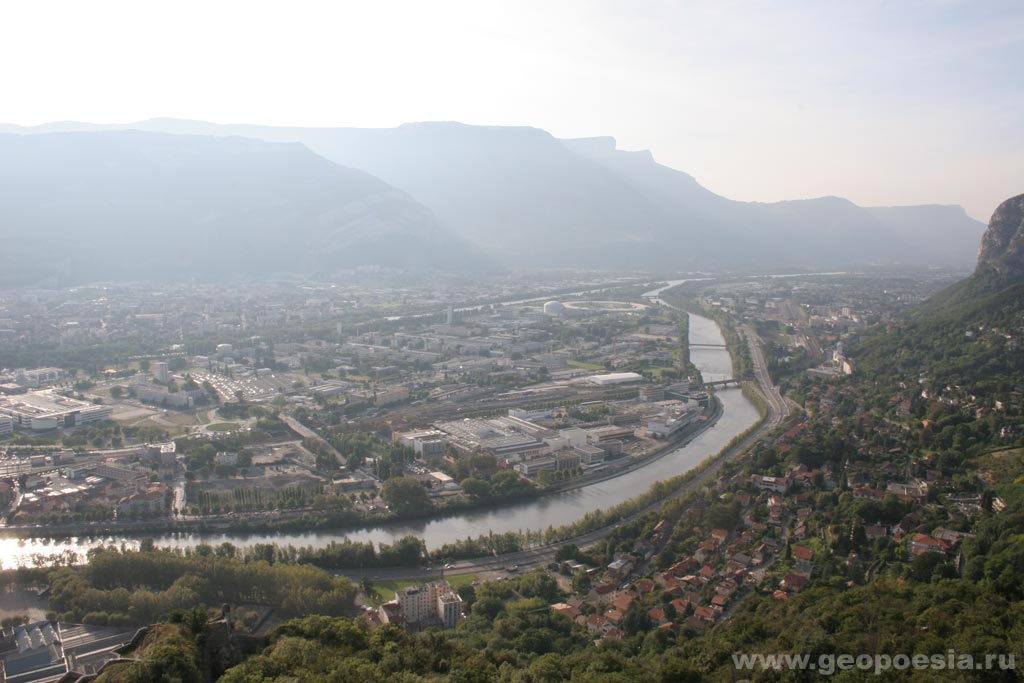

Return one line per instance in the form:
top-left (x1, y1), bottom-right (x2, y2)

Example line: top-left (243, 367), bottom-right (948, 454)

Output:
top-left (588, 372), bottom-right (644, 386)
top-left (0, 390), bottom-right (113, 431)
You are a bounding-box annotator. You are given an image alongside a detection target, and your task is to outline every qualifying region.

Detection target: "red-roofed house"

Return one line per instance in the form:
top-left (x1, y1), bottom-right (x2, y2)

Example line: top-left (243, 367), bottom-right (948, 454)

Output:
top-left (551, 603), bottom-right (581, 621)
top-left (910, 533), bottom-right (953, 556)
top-left (648, 607), bottom-right (668, 625)
top-left (793, 545), bottom-right (814, 562)
top-left (585, 615), bottom-right (607, 635)
top-left (781, 573), bottom-right (808, 593)
top-left (612, 592), bottom-right (637, 613)
top-left (695, 606), bottom-right (717, 622)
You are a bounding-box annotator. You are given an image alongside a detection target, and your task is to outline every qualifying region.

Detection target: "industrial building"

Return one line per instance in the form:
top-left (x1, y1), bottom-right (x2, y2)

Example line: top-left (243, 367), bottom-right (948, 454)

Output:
top-left (392, 429), bottom-right (448, 458)
top-left (588, 372), bottom-right (643, 386)
top-left (514, 449), bottom-right (581, 477)
top-left (0, 367), bottom-right (64, 389)
top-left (0, 391), bottom-right (113, 431)
top-left (645, 404), bottom-right (700, 439)
top-left (0, 621), bottom-right (142, 683)
top-left (434, 416), bottom-right (550, 461)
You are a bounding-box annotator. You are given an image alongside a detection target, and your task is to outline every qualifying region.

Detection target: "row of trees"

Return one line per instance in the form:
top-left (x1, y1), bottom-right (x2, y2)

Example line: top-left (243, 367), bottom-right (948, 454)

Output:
top-left (47, 546), bottom-right (357, 626)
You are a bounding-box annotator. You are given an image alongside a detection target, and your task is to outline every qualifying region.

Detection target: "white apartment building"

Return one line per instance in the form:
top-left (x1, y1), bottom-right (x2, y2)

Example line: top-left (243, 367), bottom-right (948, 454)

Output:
top-left (391, 581), bottom-right (463, 630)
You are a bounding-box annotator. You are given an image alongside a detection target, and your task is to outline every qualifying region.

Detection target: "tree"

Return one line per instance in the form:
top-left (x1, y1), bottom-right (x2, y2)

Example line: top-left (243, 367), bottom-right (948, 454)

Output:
top-left (381, 477), bottom-right (431, 516)
top-left (555, 544), bottom-right (580, 563)
top-left (572, 570), bottom-right (591, 594)
top-left (460, 477), bottom-right (491, 498)
top-left (910, 552), bottom-right (945, 583)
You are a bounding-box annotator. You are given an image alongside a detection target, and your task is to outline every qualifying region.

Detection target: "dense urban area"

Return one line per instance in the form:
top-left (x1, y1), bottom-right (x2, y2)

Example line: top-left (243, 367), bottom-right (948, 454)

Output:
top-left (1, 259), bottom-right (1022, 682)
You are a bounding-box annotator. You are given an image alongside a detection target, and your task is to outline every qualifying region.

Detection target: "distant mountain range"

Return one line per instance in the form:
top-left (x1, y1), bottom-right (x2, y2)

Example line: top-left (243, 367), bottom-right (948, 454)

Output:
top-left (0, 131), bottom-right (481, 286)
top-left (0, 118), bottom-right (987, 280)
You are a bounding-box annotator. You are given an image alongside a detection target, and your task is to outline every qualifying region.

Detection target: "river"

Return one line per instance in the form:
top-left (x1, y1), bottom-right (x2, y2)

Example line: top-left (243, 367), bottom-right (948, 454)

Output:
top-left (0, 309), bottom-right (759, 568)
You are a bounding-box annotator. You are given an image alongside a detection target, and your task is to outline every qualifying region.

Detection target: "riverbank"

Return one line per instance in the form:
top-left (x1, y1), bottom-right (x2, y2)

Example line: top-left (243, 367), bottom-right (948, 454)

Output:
top-left (544, 394), bottom-right (722, 494)
top-left (0, 397), bottom-right (723, 543)
top-left (0, 313), bottom-right (759, 567)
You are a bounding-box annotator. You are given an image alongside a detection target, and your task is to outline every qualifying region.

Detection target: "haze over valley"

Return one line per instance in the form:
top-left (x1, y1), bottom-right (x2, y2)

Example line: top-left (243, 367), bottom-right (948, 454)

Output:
top-left (1, 2), bottom-right (1022, 682)
top-left (0, 119), bottom-right (987, 284)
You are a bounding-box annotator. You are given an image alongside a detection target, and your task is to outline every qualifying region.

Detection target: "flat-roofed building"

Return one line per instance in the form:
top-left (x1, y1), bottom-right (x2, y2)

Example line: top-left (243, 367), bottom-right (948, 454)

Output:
top-left (133, 382), bottom-right (205, 408)
top-left (574, 444), bottom-right (606, 464)
top-left (645, 405), bottom-right (700, 440)
top-left (393, 429), bottom-right (449, 458)
top-left (0, 620), bottom-right (140, 683)
top-left (515, 450), bottom-right (581, 477)
top-left (392, 581), bottom-right (463, 630)
top-left (0, 390), bottom-right (113, 431)
top-left (589, 372), bottom-right (643, 386)
top-left (13, 367), bottom-right (64, 388)
top-left (435, 417), bottom-right (548, 460)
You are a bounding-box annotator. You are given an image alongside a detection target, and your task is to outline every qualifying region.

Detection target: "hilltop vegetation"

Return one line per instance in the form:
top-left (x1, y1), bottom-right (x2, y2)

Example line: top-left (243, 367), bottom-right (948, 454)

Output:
top-left (46, 547), bottom-right (357, 626)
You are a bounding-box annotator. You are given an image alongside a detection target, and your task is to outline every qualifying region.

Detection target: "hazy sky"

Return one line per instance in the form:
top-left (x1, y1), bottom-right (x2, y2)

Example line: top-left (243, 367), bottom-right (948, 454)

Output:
top-left (2, 0), bottom-right (1021, 220)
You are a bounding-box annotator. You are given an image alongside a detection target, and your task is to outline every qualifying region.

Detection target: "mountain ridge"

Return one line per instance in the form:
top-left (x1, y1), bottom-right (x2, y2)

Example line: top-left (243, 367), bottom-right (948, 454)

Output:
top-left (976, 193), bottom-right (1024, 283)
top-left (0, 118), bottom-right (988, 271)
top-left (0, 130), bottom-right (484, 286)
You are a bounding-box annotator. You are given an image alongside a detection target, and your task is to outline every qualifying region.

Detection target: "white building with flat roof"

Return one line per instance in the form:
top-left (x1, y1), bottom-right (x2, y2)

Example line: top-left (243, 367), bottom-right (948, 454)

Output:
top-left (0, 390), bottom-right (113, 431)
top-left (589, 372), bottom-right (643, 386)
top-left (12, 367), bottom-right (64, 388)
top-left (646, 405), bottom-right (700, 440)
top-left (392, 581), bottom-right (463, 630)
top-left (385, 581), bottom-right (462, 630)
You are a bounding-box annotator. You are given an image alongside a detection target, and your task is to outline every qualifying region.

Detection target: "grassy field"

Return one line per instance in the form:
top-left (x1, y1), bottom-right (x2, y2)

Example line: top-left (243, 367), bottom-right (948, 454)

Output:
top-left (116, 416), bottom-right (188, 437)
top-left (206, 422), bottom-right (241, 432)
top-left (568, 359), bottom-right (605, 371)
top-left (645, 366), bottom-right (678, 378)
top-left (162, 412), bottom-right (203, 426)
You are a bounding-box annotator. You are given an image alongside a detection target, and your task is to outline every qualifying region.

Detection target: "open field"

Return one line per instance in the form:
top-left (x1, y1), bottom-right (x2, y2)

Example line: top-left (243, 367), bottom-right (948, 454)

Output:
top-left (207, 422), bottom-right (241, 432)
top-left (567, 360), bottom-right (604, 371)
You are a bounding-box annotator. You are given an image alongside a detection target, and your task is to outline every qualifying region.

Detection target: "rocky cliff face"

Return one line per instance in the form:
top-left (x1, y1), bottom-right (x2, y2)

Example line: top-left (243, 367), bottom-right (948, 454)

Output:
top-left (976, 193), bottom-right (1024, 282)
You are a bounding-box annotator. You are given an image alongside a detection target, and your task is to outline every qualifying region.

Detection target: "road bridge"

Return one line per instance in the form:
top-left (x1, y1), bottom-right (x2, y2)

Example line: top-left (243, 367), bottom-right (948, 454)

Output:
top-left (702, 378), bottom-right (743, 388)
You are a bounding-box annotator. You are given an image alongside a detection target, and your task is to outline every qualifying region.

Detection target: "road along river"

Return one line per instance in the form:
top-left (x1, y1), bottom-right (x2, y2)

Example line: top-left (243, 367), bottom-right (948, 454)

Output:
top-left (0, 313), bottom-right (759, 568)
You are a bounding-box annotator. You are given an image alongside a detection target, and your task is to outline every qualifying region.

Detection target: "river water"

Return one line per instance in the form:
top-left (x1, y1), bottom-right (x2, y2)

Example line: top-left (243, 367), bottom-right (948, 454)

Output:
top-left (0, 310), bottom-right (759, 568)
